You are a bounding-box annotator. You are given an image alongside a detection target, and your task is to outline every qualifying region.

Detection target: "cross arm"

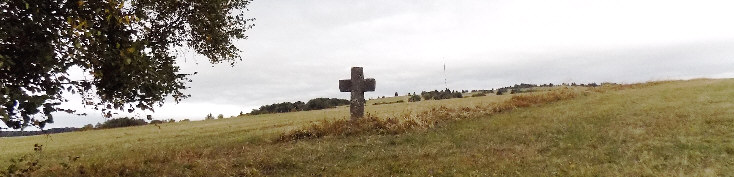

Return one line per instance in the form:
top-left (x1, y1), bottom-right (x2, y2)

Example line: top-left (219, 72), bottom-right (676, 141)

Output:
top-left (364, 78), bottom-right (375, 92)
top-left (339, 80), bottom-right (352, 92)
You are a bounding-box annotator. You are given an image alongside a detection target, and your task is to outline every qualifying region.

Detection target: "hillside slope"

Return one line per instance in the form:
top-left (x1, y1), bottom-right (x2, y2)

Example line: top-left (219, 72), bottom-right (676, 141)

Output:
top-left (2, 79), bottom-right (733, 176)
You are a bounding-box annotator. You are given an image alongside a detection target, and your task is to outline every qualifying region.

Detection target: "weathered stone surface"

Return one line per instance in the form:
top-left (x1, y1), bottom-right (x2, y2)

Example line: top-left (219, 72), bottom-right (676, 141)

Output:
top-left (339, 80), bottom-right (352, 92)
top-left (365, 78), bottom-right (376, 91)
top-left (339, 67), bottom-right (376, 120)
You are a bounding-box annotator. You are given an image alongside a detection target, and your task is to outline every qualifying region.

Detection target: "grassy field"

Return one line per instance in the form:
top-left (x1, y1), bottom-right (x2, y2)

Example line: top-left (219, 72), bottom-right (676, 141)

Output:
top-left (1, 79), bottom-right (733, 176)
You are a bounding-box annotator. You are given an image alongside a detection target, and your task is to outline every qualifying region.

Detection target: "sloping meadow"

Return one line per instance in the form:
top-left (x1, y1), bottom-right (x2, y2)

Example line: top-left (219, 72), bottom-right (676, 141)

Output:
top-left (5, 79), bottom-right (722, 176)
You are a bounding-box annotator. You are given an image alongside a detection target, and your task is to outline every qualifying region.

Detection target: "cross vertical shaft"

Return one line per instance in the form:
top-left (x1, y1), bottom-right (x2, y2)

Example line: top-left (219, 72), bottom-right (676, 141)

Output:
top-left (350, 67), bottom-right (365, 121)
top-left (339, 67), bottom-right (376, 120)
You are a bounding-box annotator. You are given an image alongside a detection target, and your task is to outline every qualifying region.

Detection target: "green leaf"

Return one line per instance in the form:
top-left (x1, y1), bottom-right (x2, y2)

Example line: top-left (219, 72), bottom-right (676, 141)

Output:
top-left (1, 0), bottom-right (253, 130)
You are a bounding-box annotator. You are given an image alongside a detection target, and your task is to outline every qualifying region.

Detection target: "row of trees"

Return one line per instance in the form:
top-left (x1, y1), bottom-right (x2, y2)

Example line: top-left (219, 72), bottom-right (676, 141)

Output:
top-left (420, 89), bottom-right (463, 101)
top-left (80, 117), bottom-right (148, 130)
top-left (248, 98), bottom-right (350, 115)
top-left (81, 117), bottom-right (183, 131)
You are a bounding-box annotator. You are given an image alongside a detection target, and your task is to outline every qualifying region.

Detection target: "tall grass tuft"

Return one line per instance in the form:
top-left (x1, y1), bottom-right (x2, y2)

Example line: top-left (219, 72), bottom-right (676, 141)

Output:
top-left (278, 88), bottom-right (580, 142)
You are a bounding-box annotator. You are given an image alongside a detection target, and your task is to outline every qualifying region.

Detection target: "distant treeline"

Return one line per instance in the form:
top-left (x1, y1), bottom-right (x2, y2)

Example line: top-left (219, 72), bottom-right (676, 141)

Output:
top-left (249, 98), bottom-right (350, 115)
top-left (420, 89), bottom-right (463, 100)
top-left (492, 82), bottom-right (605, 95)
top-left (1, 117), bottom-right (181, 137)
top-left (95, 117), bottom-right (148, 129)
top-left (0, 127), bottom-right (80, 137)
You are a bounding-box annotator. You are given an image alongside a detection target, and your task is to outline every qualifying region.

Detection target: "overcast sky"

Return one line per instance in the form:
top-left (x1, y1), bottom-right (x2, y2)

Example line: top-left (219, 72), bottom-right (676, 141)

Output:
top-left (15, 0), bottom-right (734, 129)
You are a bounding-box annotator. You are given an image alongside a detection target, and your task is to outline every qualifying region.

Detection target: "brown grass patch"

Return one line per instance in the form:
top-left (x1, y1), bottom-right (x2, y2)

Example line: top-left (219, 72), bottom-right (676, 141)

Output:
top-left (278, 88), bottom-right (580, 142)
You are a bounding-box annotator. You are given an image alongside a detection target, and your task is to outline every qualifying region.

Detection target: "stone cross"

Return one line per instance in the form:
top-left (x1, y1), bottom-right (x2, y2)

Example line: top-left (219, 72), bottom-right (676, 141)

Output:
top-left (339, 67), bottom-right (376, 120)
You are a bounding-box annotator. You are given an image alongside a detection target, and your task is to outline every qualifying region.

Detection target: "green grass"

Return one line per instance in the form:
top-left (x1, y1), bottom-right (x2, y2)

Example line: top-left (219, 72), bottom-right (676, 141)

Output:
top-left (2, 79), bottom-right (734, 176)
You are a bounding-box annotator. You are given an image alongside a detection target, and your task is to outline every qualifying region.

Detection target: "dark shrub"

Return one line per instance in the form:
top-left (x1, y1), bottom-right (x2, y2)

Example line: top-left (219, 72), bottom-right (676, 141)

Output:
top-left (511, 89), bottom-right (521, 94)
top-left (81, 124), bottom-right (94, 131)
top-left (472, 93), bottom-right (486, 97)
top-left (421, 91), bottom-right (433, 100)
top-left (98, 117), bottom-right (148, 129)
top-left (420, 89), bottom-right (463, 100)
top-left (408, 95), bottom-right (421, 102)
top-left (306, 98), bottom-right (349, 110)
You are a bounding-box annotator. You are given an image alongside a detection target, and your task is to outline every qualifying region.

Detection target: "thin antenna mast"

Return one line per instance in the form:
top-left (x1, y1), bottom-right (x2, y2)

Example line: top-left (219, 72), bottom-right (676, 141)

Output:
top-left (443, 61), bottom-right (448, 89)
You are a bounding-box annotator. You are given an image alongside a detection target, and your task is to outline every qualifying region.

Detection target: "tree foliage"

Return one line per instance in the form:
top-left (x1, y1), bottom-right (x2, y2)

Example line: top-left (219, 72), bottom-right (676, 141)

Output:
top-left (97, 117), bottom-right (147, 129)
top-left (249, 98), bottom-right (350, 115)
top-left (0, 0), bottom-right (254, 129)
top-left (420, 89), bottom-right (462, 101)
top-left (408, 95), bottom-right (421, 102)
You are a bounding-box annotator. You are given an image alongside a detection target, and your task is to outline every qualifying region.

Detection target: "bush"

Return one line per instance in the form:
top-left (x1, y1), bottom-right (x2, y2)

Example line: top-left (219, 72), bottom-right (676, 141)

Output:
top-left (150, 120), bottom-right (164, 124)
top-left (408, 95), bottom-right (421, 102)
top-left (510, 89), bottom-right (519, 94)
top-left (471, 93), bottom-right (486, 97)
top-left (98, 117), bottom-right (148, 129)
top-left (217, 114), bottom-right (224, 119)
top-left (81, 124), bottom-right (94, 131)
top-left (205, 113), bottom-right (214, 120)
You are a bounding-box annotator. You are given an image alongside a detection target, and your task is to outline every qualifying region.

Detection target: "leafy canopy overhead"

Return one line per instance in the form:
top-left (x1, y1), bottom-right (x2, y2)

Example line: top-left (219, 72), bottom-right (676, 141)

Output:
top-left (0, 0), bottom-right (254, 129)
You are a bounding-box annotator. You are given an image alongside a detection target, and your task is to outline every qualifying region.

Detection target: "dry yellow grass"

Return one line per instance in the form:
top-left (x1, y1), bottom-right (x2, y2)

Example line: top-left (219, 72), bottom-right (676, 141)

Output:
top-left (0, 88), bottom-right (513, 173)
top-left (278, 88), bottom-right (579, 142)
